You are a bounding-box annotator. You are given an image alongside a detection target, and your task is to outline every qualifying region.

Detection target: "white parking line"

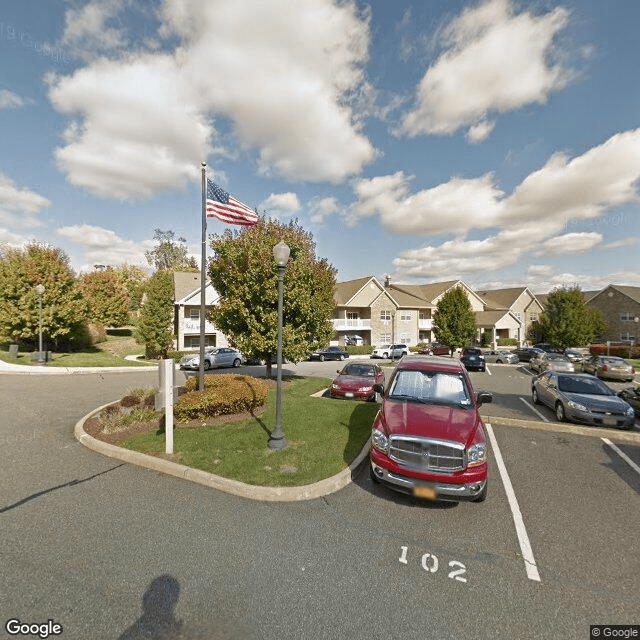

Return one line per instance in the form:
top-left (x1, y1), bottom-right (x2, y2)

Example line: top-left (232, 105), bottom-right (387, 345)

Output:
top-left (519, 397), bottom-right (549, 422)
top-left (485, 365), bottom-right (492, 375)
top-left (485, 423), bottom-right (541, 582)
top-left (601, 438), bottom-right (640, 475)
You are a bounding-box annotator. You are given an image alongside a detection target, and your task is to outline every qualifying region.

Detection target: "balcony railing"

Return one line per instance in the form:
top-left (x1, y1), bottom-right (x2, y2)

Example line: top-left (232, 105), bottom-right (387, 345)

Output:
top-left (183, 319), bottom-right (216, 334)
top-left (418, 319), bottom-right (434, 330)
top-left (332, 318), bottom-right (372, 331)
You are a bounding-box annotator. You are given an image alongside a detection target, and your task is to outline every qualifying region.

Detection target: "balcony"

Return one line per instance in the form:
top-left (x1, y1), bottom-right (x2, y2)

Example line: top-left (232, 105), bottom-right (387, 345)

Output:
top-left (332, 318), bottom-right (372, 331)
top-left (183, 319), bottom-right (216, 334)
top-left (418, 319), bottom-right (434, 330)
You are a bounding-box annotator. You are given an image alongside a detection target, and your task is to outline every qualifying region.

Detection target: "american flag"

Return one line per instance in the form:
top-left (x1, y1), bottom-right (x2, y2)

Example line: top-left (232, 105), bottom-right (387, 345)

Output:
top-left (206, 180), bottom-right (259, 226)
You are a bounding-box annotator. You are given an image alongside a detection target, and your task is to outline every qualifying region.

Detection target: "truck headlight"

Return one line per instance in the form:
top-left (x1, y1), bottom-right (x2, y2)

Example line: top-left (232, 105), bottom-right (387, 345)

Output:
top-left (467, 443), bottom-right (486, 467)
top-left (371, 428), bottom-right (389, 453)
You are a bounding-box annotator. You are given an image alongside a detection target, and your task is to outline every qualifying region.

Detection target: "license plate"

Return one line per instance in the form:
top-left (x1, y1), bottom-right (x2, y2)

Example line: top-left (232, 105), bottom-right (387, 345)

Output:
top-left (345, 392), bottom-right (354, 398)
top-left (414, 485), bottom-right (437, 500)
top-left (603, 416), bottom-right (618, 426)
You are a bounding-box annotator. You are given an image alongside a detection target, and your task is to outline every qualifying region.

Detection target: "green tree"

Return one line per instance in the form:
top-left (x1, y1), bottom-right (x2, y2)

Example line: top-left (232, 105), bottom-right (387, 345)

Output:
top-left (208, 218), bottom-right (337, 376)
top-left (80, 269), bottom-right (130, 327)
top-left (145, 229), bottom-right (198, 272)
top-left (433, 287), bottom-right (477, 354)
top-left (0, 243), bottom-right (88, 350)
top-left (537, 286), bottom-right (607, 348)
top-left (135, 270), bottom-right (175, 357)
top-left (114, 264), bottom-right (149, 313)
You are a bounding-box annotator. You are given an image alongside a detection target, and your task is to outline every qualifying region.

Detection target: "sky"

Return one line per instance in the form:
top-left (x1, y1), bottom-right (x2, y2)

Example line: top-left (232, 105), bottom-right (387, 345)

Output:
top-left (1, 0), bottom-right (639, 294)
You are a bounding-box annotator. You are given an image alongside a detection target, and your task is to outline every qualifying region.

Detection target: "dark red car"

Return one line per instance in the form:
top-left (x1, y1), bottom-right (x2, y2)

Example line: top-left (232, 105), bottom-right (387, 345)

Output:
top-left (370, 355), bottom-right (492, 502)
top-left (418, 342), bottom-right (451, 356)
top-left (330, 362), bottom-right (385, 401)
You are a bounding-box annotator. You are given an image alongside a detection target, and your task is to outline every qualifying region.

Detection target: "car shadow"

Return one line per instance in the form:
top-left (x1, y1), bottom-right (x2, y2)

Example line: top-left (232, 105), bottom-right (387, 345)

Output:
top-left (600, 442), bottom-right (640, 496)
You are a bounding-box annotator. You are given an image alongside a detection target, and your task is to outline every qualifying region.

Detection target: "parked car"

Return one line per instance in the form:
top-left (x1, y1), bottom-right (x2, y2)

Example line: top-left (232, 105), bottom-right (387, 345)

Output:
top-left (514, 347), bottom-right (544, 362)
top-left (532, 371), bottom-right (635, 429)
top-left (460, 347), bottom-right (486, 372)
top-left (582, 355), bottom-right (636, 382)
top-left (530, 352), bottom-right (574, 374)
top-left (534, 343), bottom-right (563, 353)
top-left (179, 347), bottom-right (244, 370)
top-left (370, 355), bottom-right (492, 502)
top-left (617, 386), bottom-right (640, 419)
top-left (483, 350), bottom-right (519, 364)
top-left (330, 362), bottom-right (385, 401)
top-left (371, 344), bottom-right (408, 359)
top-left (371, 344), bottom-right (391, 359)
top-left (418, 342), bottom-right (451, 356)
top-left (345, 335), bottom-right (364, 346)
top-left (564, 349), bottom-right (585, 364)
top-left (309, 346), bottom-right (350, 361)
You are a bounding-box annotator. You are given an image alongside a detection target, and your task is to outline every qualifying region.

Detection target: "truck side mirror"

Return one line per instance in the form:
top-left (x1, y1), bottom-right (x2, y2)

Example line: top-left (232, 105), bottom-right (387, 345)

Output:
top-left (477, 392), bottom-right (492, 406)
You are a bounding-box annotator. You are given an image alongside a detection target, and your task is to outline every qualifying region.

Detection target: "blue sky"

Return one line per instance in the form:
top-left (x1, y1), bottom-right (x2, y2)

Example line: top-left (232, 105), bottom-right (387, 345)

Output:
top-left (1, 0), bottom-right (638, 293)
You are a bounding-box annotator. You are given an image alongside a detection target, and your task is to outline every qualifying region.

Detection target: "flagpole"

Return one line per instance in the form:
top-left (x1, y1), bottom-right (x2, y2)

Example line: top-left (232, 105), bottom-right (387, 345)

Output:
top-left (198, 161), bottom-right (207, 392)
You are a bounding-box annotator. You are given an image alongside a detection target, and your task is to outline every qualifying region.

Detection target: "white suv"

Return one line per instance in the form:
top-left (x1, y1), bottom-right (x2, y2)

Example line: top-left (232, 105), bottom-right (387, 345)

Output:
top-left (371, 343), bottom-right (408, 359)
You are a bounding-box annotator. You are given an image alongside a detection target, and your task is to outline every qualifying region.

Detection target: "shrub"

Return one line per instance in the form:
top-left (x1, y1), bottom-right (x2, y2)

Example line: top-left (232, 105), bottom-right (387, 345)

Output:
top-left (498, 338), bottom-right (518, 346)
top-left (345, 345), bottom-right (373, 356)
top-left (589, 343), bottom-right (640, 358)
top-left (166, 350), bottom-right (187, 363)
top-left (175, 374), bottom-right (269, 422)
top-left (120, 395), bottom-right (141, 408)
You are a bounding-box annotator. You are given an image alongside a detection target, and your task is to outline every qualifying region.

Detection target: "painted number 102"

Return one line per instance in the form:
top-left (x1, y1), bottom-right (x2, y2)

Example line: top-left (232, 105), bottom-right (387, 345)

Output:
top-left (399, 546), bottom-right (468, 583)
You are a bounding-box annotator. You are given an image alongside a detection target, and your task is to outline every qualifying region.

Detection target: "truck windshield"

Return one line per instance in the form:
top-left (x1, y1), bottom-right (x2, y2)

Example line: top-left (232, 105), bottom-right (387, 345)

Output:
top-left (388, 370), bottom-right (472, 407)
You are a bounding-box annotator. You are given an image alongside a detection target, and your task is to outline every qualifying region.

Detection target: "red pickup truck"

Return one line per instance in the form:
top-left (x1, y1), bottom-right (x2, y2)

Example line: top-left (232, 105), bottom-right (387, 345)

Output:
top-left (370, 355), bottom-right (492, 502)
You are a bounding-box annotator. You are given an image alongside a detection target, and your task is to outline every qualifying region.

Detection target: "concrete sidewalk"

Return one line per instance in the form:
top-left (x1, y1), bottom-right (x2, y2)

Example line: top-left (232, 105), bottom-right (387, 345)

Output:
top-left (0, 356), bottom-right (157, 374)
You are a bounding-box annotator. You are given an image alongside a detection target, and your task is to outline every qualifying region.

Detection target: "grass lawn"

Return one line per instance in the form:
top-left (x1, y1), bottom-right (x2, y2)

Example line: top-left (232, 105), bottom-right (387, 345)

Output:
top-left (119, 376), bottom-right (379, 487)
top-left (0, 327), bottom-right (151, 367)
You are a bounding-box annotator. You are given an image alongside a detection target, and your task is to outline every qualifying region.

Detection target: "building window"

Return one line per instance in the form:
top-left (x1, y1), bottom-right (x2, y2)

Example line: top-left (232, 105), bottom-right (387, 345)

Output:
top-left (379, 333), bottom-right (391, 344)
top-left (189, 308), bottom-right (200, 319)
top-left (621, 332), bottom-right (636, 343)
top-left (513, 312), bottom-right (522, 321)
top-left (419, 312), bottom-right (430, 320)
top-left (620, 312), bottom-right (635, 322)
top-left (347, 311), bottom-right (359, 320)
top-left (529, 312), bottom-right (538, 323)
top-left (400, 311), bottom-right (412, 321)
top-left (399, 334), bottom-right (411, 344)
top-left (380, 310), bottom-right (391, 323)
top-left (189, 335), bottom-right (215, 348)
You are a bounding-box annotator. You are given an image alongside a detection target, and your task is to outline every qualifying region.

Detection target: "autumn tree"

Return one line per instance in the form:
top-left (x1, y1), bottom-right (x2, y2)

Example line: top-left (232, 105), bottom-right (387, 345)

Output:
top-left (145, 229), bottom-right (197, 272)
top-left (433, 287), bottom-right (477, 354)
top-left (80, 269), bottom-right (130, 327)
top-left (0, 243), bottom-right (88, 350)
top-left (537, 286), bottom-right (607, 348)
top-left (114, 264), bottom-right (149, 313)
top-left (135, 270), bottom-right (175, 357)
top-left (207, 218), bottom-right (336, 376)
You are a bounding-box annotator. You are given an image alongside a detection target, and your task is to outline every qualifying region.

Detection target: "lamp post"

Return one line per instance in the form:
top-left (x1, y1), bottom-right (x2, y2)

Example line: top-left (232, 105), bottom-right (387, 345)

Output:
top-left (268, 241), bottom-right (290, 450)
top-left (35, 284), bottom-right (45, 365)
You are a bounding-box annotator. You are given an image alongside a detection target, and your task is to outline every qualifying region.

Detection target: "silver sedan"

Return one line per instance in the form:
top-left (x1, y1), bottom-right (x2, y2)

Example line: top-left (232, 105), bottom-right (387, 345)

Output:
top-left (483, 350), bottom-right (519, 364)
top-left (179, 347), bottom-right (244, 370)
top-left (529, 352), bottom-right (574, 374)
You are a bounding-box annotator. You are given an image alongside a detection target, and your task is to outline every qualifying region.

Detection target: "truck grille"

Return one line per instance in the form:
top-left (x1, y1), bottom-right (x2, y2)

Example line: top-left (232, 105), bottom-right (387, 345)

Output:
top-left (388, 436), bottom-right (465, 474)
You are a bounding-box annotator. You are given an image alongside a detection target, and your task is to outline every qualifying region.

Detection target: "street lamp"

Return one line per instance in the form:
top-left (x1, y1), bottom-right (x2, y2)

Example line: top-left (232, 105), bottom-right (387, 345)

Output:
top-left (35, 284), bottom-right (45, 365)
top-left (268, 241), bottom-right (290, 450)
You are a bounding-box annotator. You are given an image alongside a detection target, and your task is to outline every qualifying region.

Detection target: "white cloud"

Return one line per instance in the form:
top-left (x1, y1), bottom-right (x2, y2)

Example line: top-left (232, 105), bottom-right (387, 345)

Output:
top-left (0, 174), bottom-right (50, 228)
top-left (259, 192), bottom-right (301, 219)
top-left (49, 0), bottom-right (376, 199)
top-left (401, 0), bottom-right (571, 141)
top-left (0, 90), bottom-right (34, 110)
top-left (466, 120), bottom-right (495, 144)
top-left (61, 0), bottom-right (132, 60)
top-left (601, 237), bottom-right (639, 250)
top-left (542, 232), bottom-right (603, 255)
top-left (57, 224), bottom-right (152, 268)
top-left (308, 196), bottom-right (341, 224)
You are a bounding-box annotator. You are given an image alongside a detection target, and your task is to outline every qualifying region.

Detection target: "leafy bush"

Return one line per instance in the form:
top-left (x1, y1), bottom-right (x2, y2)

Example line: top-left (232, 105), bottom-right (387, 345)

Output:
top-left (166, 350), bottom-right (187, 363)
top-left (175, 374), bottom-right (269, 422)
top-left (590, 343), bottom-right (640, 358)
top-left (498, 338), bottom-right (518, 346)
top-left (345, 345), bottom-right (373, 355)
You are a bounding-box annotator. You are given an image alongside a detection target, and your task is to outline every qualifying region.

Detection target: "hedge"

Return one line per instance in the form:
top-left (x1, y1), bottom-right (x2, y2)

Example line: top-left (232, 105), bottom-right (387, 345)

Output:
top-left (175, 374), bottom-right (269, 422)
top-left (345, 345), bottom-right (374, 355)
top-left (589, 343), bottom-right (640, 359)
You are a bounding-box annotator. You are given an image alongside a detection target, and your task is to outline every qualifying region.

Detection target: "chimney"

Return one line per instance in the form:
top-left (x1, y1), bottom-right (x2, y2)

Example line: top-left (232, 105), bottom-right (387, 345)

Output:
top-left (384, 274), bottom-right (390, 288)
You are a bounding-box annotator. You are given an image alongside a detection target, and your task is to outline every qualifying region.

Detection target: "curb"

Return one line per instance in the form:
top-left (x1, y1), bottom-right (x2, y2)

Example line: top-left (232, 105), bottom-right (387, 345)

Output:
top-left (0, 364), bottom-right (158, 375)
top-left (483, 414), bottom-right (640, 444)
top-left (74, 402), bottom-right (371, 502)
